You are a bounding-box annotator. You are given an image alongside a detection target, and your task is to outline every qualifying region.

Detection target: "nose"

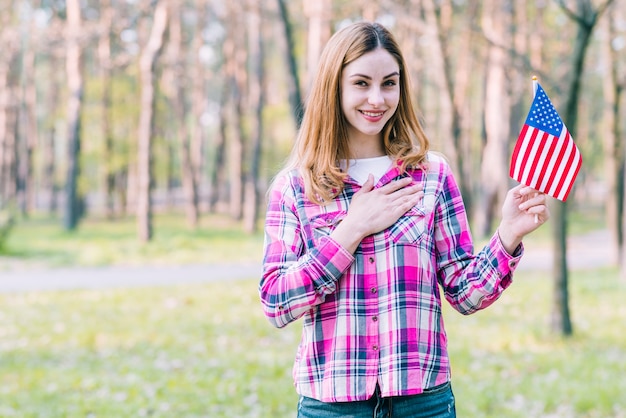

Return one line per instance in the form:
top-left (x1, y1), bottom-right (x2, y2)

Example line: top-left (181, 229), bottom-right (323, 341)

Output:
top-left (368, 87), bottom-right (384, 107)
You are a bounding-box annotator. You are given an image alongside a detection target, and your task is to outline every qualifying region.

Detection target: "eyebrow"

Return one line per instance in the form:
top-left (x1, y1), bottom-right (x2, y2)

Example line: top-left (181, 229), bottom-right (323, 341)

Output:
top-left (349, 71), bottom-right (400, 80)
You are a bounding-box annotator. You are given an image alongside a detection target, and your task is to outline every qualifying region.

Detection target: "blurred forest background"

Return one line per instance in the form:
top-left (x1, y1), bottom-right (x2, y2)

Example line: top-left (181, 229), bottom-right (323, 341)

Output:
top-left (0, 1), bottom-right (625, 415)
top-left (0, 0), bottom-right (625, 326)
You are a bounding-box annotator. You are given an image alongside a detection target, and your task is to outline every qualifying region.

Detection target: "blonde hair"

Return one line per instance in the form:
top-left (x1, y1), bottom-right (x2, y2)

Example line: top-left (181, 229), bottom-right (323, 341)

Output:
top-left (286, 21), bottom-right (429, 204)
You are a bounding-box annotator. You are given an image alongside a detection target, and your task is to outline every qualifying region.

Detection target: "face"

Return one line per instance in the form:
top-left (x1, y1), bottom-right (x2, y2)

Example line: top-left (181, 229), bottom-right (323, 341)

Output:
top-left (340, 48), bottom-right (400, 153)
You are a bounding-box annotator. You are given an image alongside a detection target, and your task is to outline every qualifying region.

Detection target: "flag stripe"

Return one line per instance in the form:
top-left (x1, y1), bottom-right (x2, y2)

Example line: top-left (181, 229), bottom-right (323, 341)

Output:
top-left (533, 133), bottom-right (560, 192)
top-left (543, 131), bottom-right (571, 197)
top-left (527, 131), bottom-right (551, 189)
top-left (553, 132), bottom-right (581, 200)
top-left (561, 149), bottom-right (583, 201)
top-left (510, 124), bottom-right (530, 179)
top-left (518, 128), bottom-right (541, 185)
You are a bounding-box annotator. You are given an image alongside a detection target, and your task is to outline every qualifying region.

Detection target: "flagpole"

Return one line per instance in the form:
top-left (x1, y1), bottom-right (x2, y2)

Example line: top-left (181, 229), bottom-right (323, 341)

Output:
top-left (532, 76), bottom-right (539, 223)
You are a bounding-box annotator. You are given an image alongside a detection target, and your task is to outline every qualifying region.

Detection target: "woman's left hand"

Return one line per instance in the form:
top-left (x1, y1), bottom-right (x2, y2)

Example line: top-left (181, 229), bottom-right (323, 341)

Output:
top-left (497, 184), bottom-right (550, 254)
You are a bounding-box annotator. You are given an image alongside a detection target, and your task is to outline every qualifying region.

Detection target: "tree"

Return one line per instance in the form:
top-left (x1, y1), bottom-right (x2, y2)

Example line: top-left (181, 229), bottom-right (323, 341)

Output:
top-left (243, 0), bottom-right (265, 233)
top-left (478, 0), bottom-right (513, 236)
top-left (600, 1), bottom-right (625, 264)
top-left (136, 1), bottom-right (168, 242)
top-left (222, 1), bottom-right (247, 221)
top-left (99, 0), bottom-right (116, 219)
top-left (166, 0), bottom-right (200, 228)
top-left (551, 0), bottom-right (614, 336)
top-left (303, 0), bottom-right (331, 92)
top-left (276, 0), bottom-right (304, 128)
top-left (63, 0), bottom-right (84, 231)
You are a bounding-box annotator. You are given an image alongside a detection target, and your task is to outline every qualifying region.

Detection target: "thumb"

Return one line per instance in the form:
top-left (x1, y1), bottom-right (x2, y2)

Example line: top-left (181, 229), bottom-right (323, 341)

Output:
top-left (360, 174), bottom-right (375, 192)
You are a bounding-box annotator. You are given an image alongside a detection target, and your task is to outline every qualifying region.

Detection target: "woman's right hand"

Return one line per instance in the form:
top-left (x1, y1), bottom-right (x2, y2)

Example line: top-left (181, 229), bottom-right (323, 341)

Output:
top-left (331, 174), bottom-right (423, 253)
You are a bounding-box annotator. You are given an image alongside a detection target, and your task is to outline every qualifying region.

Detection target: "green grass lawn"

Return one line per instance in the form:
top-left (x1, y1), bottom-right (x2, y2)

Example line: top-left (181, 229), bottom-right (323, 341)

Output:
top-left (0, 213), bottom-right (265, 268)
top-left (0, 269), bottom-right (624, 417)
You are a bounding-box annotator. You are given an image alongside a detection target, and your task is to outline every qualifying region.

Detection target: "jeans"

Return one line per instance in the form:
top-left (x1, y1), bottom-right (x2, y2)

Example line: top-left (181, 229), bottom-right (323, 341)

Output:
top-left (296, 381), bottom-right (456, 418)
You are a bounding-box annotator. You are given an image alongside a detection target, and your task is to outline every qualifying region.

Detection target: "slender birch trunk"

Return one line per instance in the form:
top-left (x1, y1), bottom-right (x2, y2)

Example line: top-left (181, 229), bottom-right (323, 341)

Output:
top-left (137, 1), bottom-right (168, 242)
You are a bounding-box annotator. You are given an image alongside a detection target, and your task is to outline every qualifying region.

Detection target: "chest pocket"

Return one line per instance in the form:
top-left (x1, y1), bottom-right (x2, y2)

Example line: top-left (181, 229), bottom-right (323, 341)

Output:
top-left (310, 211), bottom-right (346, 246)
top-left (388, 205), bottom-right (428, 244)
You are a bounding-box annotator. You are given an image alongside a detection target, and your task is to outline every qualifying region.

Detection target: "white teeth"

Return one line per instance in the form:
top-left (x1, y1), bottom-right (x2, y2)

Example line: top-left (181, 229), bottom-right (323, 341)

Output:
top-left (361, 111), bottom-right (383, 117)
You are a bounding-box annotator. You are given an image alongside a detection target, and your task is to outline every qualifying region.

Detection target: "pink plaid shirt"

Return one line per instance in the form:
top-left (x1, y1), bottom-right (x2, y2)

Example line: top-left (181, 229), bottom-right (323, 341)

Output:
top-left (259, 153), bottom-right (523, 402)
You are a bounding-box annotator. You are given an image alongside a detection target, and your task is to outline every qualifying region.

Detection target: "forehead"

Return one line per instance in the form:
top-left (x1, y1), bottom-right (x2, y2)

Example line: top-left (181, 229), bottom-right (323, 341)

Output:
top-left (343, 48), bottom-right (399, 76)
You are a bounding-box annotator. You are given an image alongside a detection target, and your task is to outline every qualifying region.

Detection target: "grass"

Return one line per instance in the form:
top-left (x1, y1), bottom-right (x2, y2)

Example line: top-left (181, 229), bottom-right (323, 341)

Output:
top-left (0, 270), bottom-right (624, 417)
top-left (0, 213), bottom-right (264, 268)
top-left (0, 280), bottom-right (299, 417)
top-left (445, 267), bottom-right (626, 418)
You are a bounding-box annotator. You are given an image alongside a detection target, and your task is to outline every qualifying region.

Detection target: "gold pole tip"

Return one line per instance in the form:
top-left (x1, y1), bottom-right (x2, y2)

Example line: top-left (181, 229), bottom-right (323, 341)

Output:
top-left (532, 75), bottom-right (538, 80)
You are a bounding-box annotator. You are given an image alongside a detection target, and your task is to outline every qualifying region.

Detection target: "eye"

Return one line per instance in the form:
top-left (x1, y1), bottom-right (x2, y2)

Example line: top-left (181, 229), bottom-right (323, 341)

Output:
top-left (354, 80), bottom-right (368, 87)
top-left (383, 79), bottom-right (397, 87)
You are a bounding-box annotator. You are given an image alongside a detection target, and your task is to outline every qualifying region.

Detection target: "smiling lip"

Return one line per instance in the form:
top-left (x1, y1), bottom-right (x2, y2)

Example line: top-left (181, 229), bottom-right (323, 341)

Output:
top-left (359, 110), bottom-right (385, 122)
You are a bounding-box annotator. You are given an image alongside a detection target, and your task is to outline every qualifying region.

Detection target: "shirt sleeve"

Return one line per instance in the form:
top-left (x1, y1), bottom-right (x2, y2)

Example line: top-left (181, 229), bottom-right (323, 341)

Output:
top-left (259, 173), bottom-right (355, 328)
top-left (434, 163), bottom-right (524, 315)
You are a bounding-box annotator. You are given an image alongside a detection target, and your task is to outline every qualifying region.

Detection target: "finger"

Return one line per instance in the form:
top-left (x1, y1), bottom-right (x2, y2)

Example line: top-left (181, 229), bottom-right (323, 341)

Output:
top-left (380, 176), bottom-right (413, 194)
top-left (518, 193), bottom-right (547, 210)
top-left (518, 185), bottom-right (542, 196)
top-left (394, 189), bottom-right (424, 210)
top-left (359, 174), bottom-right (375, 193)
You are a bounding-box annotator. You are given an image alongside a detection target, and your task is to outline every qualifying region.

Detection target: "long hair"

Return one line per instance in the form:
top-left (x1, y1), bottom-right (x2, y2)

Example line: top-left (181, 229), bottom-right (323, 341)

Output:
top-left (285, 21), bottom-right (430, 204)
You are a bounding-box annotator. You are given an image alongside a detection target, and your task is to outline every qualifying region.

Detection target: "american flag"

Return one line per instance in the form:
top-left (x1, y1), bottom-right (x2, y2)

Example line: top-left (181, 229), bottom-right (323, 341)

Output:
top-left (509, 83), bottom-right (582, 201)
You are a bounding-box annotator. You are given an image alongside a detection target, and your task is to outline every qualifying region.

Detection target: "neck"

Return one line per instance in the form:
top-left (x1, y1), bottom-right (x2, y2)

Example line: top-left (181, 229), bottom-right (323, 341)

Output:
top-left (348, 137), bottom-right (385, 159)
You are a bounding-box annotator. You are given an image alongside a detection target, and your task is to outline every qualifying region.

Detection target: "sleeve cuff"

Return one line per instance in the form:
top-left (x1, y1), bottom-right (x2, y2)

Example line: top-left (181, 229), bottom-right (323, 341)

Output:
top-left (491, 231), bottom-right (524, 275)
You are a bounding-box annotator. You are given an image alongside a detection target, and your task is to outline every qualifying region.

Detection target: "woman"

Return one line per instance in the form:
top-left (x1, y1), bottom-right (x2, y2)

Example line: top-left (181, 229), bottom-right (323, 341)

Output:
top-left (259, 21), bottom-right (549, 417)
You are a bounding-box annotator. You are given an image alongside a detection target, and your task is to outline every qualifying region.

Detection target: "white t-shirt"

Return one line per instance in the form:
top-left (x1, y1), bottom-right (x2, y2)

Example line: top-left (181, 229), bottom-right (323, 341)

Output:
top-left (340, 155), bottom-right (393, 185)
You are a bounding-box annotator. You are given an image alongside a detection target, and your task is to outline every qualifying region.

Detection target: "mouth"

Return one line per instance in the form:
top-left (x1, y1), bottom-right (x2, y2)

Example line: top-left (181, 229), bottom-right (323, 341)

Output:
top-left (359, 110), bottom-right (385, 121)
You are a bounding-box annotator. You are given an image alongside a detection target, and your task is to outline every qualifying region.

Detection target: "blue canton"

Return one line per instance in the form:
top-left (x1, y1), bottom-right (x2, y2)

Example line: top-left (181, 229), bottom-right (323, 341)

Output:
top-left (524, 84), bottom-right (564, 137)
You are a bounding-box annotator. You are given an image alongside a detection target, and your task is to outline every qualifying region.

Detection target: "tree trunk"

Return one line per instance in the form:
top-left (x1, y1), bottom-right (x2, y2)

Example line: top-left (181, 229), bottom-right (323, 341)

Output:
top-left (0, 61), bottom-right (19, 206)
top-left (601, 4), bottom-right (623, 264)
top-left (0, 60), bottom-right (10, 206)
top-left (303, 0), bottom-right (331, 91)
top-left (42, 53), bottom-right (60, 215)
top-left (63, 0), bottom-right (84, 231)
top-left (224, 2), bottom-right (246, 221)
top-left (208, 91), bottom-right (228, 213)
top-left (137, 1), bottom-right (168, 242)
top-left (551, 0), bottom-right (613, 335)
top-left (168, 0), bottom-right (199, 228)
top-left (478, 0), bottom-right (512, 237)
top-left (276, 0), bottom-right (304, 128)
top-left (99, 0), bottom-right (116, 219)
top-left (190, 0), bottom-right (207, 212)
top-left (243, 0), bottom-right (265, 234)
top-left (422, 0), bottom-right (458, 178)
top-left (18, 45), bottom-right (37, 216)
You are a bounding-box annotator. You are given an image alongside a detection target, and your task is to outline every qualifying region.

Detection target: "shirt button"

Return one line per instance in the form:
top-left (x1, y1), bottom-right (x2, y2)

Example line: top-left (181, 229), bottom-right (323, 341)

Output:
top-left (372, 316), bottom-right (378, 322)
top-left (372, 345), bottom-right (379, 351)
top-left (371, 287), bottom-right (377, 294)
top-left (278, 305), bottom-right (284, 310)
top-left (368, 257), bottom-right (375, 263)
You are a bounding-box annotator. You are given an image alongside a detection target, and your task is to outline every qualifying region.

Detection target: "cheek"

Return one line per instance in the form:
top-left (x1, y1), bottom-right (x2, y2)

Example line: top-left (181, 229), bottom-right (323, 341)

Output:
top-left (387, 94), bottom-right (400, 114)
